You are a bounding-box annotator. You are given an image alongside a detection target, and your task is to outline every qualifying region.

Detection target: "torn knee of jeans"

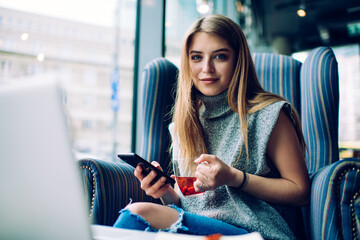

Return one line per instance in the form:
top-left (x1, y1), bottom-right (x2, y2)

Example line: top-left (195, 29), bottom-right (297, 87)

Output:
top-left (122, 198), bottom-right (133, 210)
top-left (167, 205), bottom-right (189, 233)
top-left (119, 204), bottom-right (189, 233)
top-left (119, 209), bottom-right (157, 232)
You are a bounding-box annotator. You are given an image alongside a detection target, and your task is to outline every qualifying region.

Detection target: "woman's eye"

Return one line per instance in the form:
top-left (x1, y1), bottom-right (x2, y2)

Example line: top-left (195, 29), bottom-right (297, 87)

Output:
top-left (191, 55), bottom-right (202, 61)
top-left (215, 54), bottom-right (227, 60)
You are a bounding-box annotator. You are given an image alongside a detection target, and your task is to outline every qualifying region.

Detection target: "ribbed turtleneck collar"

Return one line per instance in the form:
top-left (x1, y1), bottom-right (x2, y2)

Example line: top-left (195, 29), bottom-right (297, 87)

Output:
top-left (197, 90), bottom-right (232, 119)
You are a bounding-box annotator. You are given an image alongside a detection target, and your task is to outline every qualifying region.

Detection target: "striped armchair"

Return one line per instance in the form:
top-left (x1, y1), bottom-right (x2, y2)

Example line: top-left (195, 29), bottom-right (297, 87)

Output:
top-left (299, 47), bottom-right (360, 240)
top-left (78, 47), bottom-right (360, 239)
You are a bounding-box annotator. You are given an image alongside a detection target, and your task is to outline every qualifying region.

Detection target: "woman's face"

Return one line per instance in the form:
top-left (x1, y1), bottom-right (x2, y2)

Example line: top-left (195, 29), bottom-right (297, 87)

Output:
top-left (188, 32), bottom-right (236, 96)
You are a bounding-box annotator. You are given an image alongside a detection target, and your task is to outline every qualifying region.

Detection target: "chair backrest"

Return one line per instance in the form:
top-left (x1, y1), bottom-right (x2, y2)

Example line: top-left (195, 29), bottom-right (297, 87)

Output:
top-left (300, 46), bottom-right (339, 175)
top-left (140, 57), bottom-right (178, 175)
top-left (252, 53), bottom-right (302, 113)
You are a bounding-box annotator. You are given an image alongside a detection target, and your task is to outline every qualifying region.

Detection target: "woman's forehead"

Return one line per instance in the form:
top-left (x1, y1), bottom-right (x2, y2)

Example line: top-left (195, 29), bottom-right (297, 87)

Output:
top-left (188, 32), bottom-right (232, 52)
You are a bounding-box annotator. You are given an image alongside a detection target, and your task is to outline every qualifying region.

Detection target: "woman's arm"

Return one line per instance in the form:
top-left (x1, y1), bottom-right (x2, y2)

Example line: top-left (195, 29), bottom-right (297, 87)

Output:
top-left (160, 183), bottom-right (181, 206)
top-left (194, 110), bottom-right (310, 206)
top-left (243, 110), bottom-right (310, 205)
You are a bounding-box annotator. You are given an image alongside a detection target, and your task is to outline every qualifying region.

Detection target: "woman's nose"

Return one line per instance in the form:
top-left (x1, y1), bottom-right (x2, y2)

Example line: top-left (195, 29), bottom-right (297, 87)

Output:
top-left (202, 58), bottom-right (215, 73)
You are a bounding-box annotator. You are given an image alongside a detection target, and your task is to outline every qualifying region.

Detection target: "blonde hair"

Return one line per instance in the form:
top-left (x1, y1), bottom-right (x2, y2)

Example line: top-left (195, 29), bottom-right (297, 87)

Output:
top-left (171, 15), bottom-right (305, 174)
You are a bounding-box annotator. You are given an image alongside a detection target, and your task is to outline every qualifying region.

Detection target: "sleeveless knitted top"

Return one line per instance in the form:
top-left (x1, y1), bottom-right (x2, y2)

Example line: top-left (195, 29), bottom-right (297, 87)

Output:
top-left (169, 90), bottom-right (297, 240)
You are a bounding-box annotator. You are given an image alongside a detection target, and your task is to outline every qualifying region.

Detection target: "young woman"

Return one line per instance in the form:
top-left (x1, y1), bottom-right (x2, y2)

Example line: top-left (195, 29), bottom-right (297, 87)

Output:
top-left (113, 14), bottom-right (310, 240)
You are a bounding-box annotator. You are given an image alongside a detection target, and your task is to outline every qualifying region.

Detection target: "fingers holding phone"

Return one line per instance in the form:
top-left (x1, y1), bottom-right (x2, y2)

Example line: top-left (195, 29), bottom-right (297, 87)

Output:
top-left (134, 162), bottom-right (171, 199)
top-left (118, 153), bottom-right (175, 199)
top-left (150, 161), bottom-right (162, 170)
top-left (118, 153), bottom-right (175, 185)
top-left (133, 161), bottom-right (161, 182)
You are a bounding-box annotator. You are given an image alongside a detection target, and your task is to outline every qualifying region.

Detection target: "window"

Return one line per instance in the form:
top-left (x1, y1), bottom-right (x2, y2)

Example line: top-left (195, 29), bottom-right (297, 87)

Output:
top-left (335, 45), bottom-right (360, 157)
top-left (83, 70), bottom-right (97, 86)
top-left (165, 0), bottom-right (199, 65)
top-left (293, 44), bottom-right (360, 158)
top-left (0, 1), bottom-right (137, 161)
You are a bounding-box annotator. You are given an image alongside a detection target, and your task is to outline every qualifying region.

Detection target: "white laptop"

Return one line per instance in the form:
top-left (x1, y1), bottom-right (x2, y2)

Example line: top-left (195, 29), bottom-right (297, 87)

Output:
top-left (0, 78), bottom-right (157, 240)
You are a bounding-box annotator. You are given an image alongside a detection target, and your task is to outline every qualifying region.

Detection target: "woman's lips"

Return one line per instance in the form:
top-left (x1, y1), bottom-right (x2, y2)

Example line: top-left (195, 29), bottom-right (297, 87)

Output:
top-left (200, 78), bottom-right (218, 83)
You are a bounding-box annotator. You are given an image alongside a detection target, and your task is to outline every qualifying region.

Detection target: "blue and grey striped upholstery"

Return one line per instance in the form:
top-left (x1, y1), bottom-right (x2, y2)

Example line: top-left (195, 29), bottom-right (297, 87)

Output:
top-left (140, 58), bottom-right (178, 174)
top-left (301, 46), bottom-right (340, 175)
top-left (308, 159), bottom-right (360, 240)
top-left (79, 158), bottom-right (159, 226)
top-left (300, 47), bottom-right (360, 240)
top-left (253, 53), bottom-right (301, 113)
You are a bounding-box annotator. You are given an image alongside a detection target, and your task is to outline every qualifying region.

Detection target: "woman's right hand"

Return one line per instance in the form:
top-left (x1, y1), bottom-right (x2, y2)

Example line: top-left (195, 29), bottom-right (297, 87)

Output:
top-left (134, 161), bottom-right (174, 199)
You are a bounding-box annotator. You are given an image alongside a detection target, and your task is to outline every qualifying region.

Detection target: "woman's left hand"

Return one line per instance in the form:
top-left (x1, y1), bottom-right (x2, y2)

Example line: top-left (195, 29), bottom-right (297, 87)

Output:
top-left (193, 154), bottom-right (235, 191)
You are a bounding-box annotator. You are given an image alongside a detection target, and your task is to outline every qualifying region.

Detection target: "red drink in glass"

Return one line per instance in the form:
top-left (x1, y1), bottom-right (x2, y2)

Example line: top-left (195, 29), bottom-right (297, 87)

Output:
top-left (176, 176), bottom-right (205, 196)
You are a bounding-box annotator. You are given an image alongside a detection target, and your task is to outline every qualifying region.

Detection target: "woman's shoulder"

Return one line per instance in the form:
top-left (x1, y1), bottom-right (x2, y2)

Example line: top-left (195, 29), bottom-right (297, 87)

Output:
top-left (270, 100), bottom-right (291, 113)
top-left (265, 100), bottom-right (295, 124)
top-left (248, 100), bottom-right (294, 129)
top-left (256, 100), bottom-right (291, 117)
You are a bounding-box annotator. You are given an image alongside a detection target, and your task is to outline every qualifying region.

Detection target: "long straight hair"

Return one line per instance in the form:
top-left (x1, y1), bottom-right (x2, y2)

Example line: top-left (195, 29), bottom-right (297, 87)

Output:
top-left (171, 15), bottom-right (305, 174)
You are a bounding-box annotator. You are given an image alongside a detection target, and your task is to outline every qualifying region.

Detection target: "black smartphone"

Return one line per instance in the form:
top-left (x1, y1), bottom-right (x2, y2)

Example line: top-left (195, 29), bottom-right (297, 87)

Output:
top-left (117, 153), bottom-right (175, 185)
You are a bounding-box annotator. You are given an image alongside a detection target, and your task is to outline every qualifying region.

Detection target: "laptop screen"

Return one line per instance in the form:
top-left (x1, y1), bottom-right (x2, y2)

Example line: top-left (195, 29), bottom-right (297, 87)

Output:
top-left (0, 79), bottom-right (92, 240)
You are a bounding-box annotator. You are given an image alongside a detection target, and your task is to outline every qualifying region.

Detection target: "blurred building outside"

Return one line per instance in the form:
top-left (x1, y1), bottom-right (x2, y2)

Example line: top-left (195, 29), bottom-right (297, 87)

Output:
top-left (0, 5), bottom-right (135, 161)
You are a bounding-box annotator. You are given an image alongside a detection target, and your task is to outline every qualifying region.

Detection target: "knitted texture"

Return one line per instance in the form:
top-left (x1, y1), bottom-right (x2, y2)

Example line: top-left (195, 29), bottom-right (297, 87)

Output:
top-left (170, 90), bottom-right (296, 240)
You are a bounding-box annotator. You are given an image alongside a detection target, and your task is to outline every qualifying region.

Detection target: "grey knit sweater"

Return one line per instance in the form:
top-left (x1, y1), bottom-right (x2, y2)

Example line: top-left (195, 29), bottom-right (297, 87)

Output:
top-left (169, 90), bottom-right (297, 240)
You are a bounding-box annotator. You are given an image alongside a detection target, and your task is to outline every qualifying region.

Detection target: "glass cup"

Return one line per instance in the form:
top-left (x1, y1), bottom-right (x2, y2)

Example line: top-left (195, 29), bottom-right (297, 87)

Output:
top-left (173, 159), bottom-right (205, 197)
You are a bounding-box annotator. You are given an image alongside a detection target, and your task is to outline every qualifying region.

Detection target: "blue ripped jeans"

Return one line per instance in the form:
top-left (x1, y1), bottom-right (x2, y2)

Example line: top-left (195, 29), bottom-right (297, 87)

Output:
top-left (113, 205), bottom-right (248, 236)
